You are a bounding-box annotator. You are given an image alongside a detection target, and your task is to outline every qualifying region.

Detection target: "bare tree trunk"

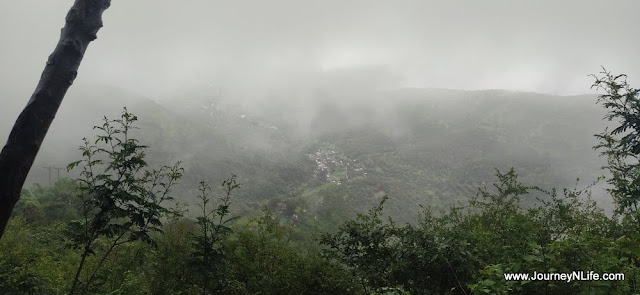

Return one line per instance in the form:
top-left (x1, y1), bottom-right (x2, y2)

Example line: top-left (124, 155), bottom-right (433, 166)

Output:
top-left (0, 0), bottom-right (111, 238)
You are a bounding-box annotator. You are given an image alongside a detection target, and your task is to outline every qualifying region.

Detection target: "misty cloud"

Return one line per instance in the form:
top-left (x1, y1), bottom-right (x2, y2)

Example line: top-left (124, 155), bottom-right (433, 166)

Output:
top-left (2, 0), bottom-right (639, 107)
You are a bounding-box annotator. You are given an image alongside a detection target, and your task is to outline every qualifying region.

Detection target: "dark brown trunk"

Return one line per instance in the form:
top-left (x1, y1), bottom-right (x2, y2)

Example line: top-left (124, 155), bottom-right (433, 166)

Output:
top-left (69, 242), bottom-right (92, 295)
top-left (0, 0), bottom-right (111, 238)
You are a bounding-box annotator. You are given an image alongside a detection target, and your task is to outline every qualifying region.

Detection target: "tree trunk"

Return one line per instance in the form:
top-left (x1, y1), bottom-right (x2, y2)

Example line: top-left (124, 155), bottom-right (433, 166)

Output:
top-left (0, 0), bottom-right (111, 238)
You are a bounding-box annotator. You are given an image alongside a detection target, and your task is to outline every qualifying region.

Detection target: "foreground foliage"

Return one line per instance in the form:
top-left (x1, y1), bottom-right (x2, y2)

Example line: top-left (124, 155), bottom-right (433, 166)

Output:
top-left (322, 169), bottom-right (638, 294)
top-left (4, 166), bottom-right (638, 294)
top-left (65, 109), bottom-right (183, 294)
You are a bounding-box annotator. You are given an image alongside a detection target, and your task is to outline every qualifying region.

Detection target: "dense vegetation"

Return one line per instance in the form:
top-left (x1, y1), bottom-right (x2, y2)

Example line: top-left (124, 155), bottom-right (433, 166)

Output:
top-left (1, 71), bottom-right (639, 294)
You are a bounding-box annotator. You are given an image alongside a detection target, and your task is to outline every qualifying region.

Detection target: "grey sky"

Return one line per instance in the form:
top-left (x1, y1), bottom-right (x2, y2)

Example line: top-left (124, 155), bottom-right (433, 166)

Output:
top-left (1, 0), bottom-right (639, 104)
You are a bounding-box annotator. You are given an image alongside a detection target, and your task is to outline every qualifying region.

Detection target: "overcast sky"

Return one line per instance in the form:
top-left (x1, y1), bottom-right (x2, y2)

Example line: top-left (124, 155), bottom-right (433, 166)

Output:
top-left (1, 0), bottom-right (639, 103)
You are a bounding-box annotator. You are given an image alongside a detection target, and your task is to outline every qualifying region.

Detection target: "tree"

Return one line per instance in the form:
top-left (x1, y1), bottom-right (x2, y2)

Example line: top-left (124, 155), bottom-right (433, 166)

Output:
top-left (189, 177), bottom-right (240, 294)
top-left (320, 196), bottom-right (403, 294)
top-left (591, 69), bottom-right (640, 228)
top-left (0, 0), bottom-right (112, 238)
top-left (227, 208), bottom-right (359, 294)
top-left (65, 109), bottom-right (182, 294)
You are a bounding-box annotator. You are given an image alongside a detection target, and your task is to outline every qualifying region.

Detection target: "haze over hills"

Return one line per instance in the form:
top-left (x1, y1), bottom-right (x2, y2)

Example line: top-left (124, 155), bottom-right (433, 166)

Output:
top-left (12, 83), bottom-right (610, 223)
top-left (3, 1), bottom-right (640, 293)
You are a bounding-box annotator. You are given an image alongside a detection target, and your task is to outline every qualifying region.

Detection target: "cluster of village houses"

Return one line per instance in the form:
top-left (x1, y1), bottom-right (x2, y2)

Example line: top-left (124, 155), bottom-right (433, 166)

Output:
top-left (306, 149), bottom-right (367, 185)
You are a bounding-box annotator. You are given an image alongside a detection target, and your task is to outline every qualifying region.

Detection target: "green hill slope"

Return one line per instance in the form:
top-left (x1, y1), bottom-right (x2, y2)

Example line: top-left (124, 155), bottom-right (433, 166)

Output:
top-left (18, 86), bottom-right (608, 224)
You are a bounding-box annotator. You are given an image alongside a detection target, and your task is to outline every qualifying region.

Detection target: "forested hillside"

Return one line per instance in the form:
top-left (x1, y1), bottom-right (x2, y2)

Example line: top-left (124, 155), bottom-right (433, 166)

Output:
top-left (2, 1), bottom-right (639, 293)
top-left (20, 85), bottom-right (609, 225)
top-left (3, 75), bottom-right (637, 294)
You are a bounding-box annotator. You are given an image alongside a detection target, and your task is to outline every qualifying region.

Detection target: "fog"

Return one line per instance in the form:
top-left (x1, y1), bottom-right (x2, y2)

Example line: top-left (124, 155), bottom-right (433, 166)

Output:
top-left (0, 0), bottom-right (637, 215)
top-left (2, 0), bottom-right (639, 103)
